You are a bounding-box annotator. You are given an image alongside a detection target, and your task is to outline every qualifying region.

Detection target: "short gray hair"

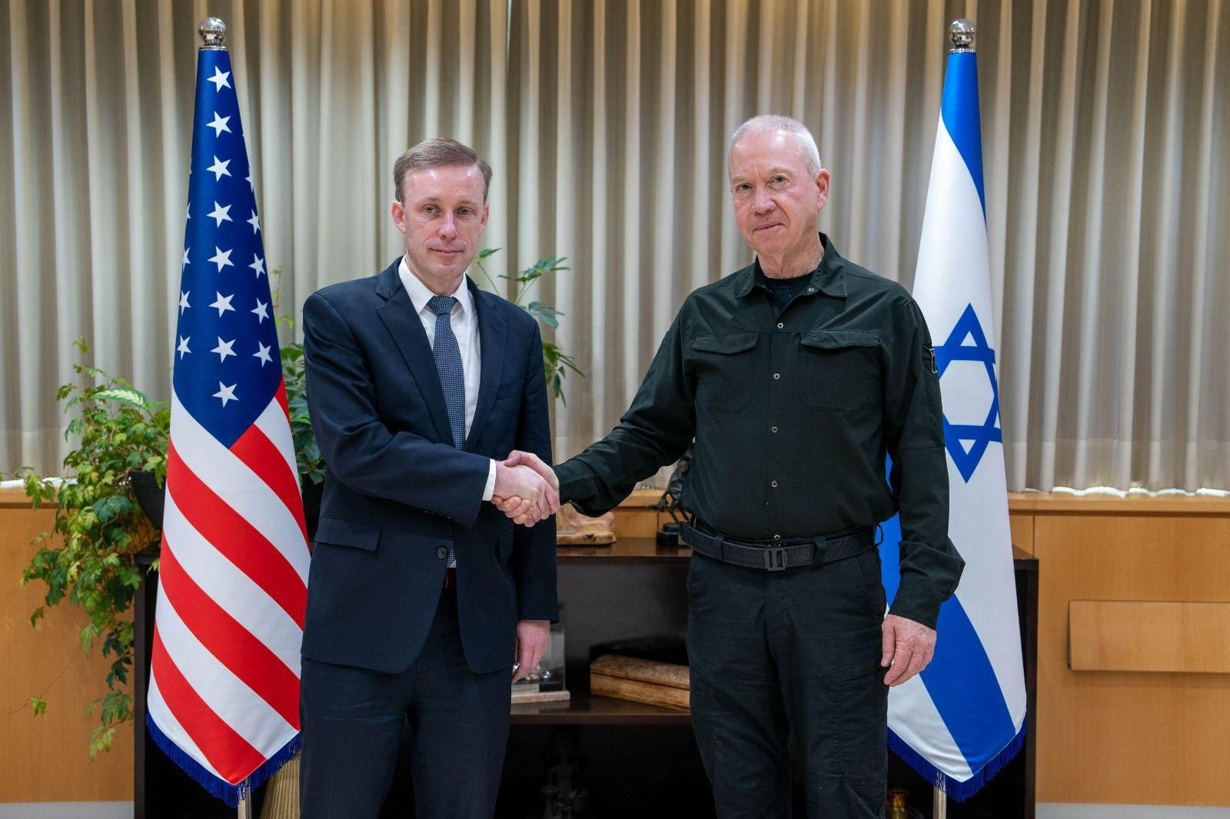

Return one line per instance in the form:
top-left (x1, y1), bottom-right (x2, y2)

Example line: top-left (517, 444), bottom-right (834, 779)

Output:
top-left (728, 115), bottom-right (823, 176)
top-left (393, 137), bottom-right (494, 202)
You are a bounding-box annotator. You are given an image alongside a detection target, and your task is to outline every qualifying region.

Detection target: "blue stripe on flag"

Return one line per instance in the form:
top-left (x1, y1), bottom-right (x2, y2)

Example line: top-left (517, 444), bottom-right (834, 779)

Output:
top-left (924, 584), bottom-right (1017, 771)
top-left (940, 51), bottom-right (986, 215)
top-left (879, 506), bottom-right (1020, 797)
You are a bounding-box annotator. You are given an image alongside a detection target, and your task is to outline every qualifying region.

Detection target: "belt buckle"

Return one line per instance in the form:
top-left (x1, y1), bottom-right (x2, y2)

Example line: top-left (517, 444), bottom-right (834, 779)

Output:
top-left (763, 545), bottom-right (788, 572)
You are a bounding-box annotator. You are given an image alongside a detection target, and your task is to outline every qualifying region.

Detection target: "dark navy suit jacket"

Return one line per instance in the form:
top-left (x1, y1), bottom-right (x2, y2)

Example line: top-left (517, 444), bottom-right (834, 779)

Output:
top-left (301, 259), bottom-right (558, 675)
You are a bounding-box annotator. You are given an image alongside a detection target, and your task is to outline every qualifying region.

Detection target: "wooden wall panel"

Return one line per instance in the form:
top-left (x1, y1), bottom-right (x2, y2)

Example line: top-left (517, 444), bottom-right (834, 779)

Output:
top-left (7, 483), bottom-right (1230, 807)
top-left (1009, 510), bottom-right (1034, 555)
top-left (611, 488), bottom-right (670, 538)
top-left (1069, 600), bottom-right (1230, 673)
top-left (1031, 507), bottom-right (1230, 806)
top-left (0, 488), bottom-right (133, 801)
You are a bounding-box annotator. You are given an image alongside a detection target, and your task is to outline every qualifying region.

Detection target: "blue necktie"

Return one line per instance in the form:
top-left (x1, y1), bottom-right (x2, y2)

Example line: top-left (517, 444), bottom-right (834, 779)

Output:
top-left (428, 295), bottom-right (464, 568)
top-left (427, 295), bottom-right (466, 450)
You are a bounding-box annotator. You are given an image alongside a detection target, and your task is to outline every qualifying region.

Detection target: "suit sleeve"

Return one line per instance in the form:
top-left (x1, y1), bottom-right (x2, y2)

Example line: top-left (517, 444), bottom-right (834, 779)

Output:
top-left (509, 321), bottom-right (560, 622)
top-left (303, 290), bottom-right (491, 526)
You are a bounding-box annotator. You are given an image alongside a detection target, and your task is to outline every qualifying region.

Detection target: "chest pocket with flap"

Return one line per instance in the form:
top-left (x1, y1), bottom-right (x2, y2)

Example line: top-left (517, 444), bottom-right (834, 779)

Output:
top-left (797, 330), bottom-right (881, 411)
top-left (690, 332), bottom-right (759, 412)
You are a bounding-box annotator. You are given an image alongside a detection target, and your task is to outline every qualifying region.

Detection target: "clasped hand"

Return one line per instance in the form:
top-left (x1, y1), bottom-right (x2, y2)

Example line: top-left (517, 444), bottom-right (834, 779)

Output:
top-left (492, 450), bottom-right (559, 527)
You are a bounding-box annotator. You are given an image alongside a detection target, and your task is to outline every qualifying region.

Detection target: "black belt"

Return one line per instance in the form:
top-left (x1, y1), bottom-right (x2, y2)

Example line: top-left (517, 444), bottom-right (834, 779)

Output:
top-left (680, 522), bottom-right (876, 572)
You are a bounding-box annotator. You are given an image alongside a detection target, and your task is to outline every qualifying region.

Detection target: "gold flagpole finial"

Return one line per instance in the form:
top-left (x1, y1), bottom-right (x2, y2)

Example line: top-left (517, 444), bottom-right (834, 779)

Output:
top-left (949, 19), bottom-right (975, 53)
top-left (199, 17), bottom-right (227, 50)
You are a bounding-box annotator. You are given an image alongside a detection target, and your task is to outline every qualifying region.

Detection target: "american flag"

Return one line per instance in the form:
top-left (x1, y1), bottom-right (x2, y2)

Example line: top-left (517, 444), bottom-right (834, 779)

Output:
top-left (146, 37), bottom-right (310, 805)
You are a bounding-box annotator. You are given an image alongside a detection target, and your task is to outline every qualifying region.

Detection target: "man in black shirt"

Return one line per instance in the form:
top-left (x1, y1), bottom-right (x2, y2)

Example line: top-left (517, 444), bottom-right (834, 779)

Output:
top-left (504, 115), bottom-right (964, 817)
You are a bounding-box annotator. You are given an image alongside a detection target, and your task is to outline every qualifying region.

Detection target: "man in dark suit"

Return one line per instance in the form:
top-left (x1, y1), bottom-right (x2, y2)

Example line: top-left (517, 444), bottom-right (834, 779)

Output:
top-left (298, 137), bottom-right (560, 818)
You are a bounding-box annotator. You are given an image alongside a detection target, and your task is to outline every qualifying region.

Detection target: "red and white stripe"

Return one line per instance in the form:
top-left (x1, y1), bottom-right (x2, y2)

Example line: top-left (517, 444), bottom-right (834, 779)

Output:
top-left (148, 383), bottom-right (310, 786)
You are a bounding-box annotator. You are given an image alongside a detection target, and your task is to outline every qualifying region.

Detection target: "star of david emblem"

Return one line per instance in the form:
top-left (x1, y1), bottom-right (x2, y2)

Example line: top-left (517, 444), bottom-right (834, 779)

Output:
top-left (935, 303), bottom-right (1002, 482)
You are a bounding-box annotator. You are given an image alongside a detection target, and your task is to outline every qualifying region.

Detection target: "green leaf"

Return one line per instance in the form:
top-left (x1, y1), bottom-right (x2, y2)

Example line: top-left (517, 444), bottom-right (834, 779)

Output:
top-left (31, 698), bottom-right (46, 716)
top-left (93, 388), bottom-right (150, 408)
top-left (92, 494), bottom-right (132, 522)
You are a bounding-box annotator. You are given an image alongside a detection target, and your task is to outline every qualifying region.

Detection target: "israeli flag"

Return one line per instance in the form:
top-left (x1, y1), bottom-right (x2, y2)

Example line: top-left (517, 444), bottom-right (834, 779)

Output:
top-left (878, 37), bottom-right (1028, 798)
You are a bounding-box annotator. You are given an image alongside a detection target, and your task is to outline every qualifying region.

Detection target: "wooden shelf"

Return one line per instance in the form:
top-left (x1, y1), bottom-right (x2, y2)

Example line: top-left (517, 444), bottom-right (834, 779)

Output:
top-left (510, 693), bottom-right (692, 726)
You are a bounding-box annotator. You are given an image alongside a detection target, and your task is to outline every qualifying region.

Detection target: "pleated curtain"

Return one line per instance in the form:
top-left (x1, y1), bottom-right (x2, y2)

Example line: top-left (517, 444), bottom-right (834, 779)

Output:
top-left (1, 0), bottom-right (1227, 492)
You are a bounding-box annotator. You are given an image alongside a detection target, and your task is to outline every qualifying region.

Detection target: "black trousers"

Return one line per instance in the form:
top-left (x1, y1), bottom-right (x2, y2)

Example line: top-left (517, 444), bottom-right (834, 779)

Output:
top-left (687, 549), bottom-right (889, 819)
top-left (298, 588), bottom-right (511, 819)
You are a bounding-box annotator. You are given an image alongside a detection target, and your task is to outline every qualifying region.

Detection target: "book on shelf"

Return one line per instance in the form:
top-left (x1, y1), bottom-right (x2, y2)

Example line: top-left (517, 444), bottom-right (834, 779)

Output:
top-left (589, 653), bottom-right (690, 710)
top-left (510, 688), bottom-right (572, 704)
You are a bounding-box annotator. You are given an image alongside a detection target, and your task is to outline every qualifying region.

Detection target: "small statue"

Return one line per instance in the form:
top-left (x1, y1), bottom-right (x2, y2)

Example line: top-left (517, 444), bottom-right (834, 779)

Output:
top-left (540, 732), bottom-right (588, 819)
top-left (555, 504), bottom-right (616, 545)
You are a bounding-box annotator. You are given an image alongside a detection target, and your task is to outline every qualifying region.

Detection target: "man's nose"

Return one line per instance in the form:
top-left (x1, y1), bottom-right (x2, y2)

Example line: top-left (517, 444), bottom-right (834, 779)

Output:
top-left (751, 189), bottom-right (775, 213)
top-left (438, 213), bottom-right (458, 238)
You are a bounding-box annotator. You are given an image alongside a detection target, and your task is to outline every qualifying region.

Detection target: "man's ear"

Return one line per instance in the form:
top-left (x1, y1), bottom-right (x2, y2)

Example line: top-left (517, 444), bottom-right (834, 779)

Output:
top-left (815, 169), bottom-right (831, 212)
top-left (391, 199), bottom-right (407, 233)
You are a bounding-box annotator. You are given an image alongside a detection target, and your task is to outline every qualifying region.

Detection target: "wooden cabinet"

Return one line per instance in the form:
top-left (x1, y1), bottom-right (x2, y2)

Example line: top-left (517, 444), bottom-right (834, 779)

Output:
top-left (497, 538), bottom-right (713, 818)
top-left (494, 535), bottom-right (1038, 819)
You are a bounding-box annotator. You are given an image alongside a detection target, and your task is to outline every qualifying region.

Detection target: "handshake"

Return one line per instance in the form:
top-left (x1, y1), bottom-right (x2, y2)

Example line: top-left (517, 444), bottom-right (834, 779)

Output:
top-left (492, 450), bottom-right (560, 527)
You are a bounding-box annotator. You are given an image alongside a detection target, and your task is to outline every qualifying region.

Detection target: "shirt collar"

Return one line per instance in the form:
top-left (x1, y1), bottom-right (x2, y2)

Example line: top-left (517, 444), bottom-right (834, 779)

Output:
top-left (398, 256), bottom-right (475, 319)
top-left (736, 233), bottom-right (848, 300)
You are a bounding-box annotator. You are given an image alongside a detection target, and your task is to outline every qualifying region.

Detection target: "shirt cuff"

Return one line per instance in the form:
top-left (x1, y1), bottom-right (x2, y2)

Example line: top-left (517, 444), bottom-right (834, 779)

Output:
top-left (482, 458), bottom-right (498, 502)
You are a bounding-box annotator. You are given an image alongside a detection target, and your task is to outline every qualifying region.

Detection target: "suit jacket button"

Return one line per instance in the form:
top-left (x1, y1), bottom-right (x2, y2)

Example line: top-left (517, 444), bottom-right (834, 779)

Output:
top-left (436, 546), bottom-right (448, 560)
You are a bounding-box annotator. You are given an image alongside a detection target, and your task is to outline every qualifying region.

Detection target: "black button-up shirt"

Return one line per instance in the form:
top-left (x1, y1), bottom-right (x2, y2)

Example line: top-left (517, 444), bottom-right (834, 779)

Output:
top-left (556, 235), bottom-right (964, 627)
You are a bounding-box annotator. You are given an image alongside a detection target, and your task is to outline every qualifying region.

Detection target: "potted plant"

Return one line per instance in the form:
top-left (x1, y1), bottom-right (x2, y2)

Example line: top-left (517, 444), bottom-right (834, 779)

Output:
top-left (15, 340), bottom-right (169, 756)
top-left (476, 250), bottom-right (583, 402)
top-left (280, 336), bottom-right (325, 538)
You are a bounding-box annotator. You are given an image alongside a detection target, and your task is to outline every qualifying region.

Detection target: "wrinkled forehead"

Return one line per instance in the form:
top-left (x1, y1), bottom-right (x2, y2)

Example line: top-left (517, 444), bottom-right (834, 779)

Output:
top-left (728, 130), bottom-right (810, 179)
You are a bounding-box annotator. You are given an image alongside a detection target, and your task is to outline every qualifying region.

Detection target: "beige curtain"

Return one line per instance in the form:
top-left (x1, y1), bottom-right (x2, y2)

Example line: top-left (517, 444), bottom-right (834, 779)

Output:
top-left (2, 0), bottom-right (1228, 492)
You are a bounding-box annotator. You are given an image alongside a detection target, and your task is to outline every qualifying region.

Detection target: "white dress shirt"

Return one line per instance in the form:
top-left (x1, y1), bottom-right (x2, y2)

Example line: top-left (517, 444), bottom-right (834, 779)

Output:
top-left (399, 259), bottom-right (498, 501)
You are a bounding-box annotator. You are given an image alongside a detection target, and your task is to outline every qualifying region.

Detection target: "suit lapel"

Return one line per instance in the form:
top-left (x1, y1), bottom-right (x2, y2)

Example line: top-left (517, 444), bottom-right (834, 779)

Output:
top-left (375, 261), bottom-right (455, 445)
top-left (467, 279), bottom-right (508, 450)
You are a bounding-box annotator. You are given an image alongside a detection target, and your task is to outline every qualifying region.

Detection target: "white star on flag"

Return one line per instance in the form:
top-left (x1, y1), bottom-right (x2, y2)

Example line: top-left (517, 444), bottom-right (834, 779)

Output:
top-left (208, 201), bottom-right (233, 227)
top-left (182, 247), bottom-right (190, 269)
top-left (208, 112), bottom-right (232, 137)
top-left (177, 336), bottom-right (191, 359)
top-left (247, 210), bottom-right (261, 234)
top-left (251, 300), bottom-right (270, 322)
top-left (254, 343), bottom-right (273, 366)
top-left (245, 171), bottom-right (254, 191)
top-left (179, 291), bottom-right (190, 315)
top-left (213, 382), bottom-right (238, 406)
top-left (209, 247), bottom-right (234, 272)
top-left (249, 255), bottom-right (266, 277)
top-left (207, 155), bottom-right (232, 181)
top-left (210, 292), bottom-right (236, 316)
top-left (208, 66), bottom-right (232, 91)
top-left (211, 337), bottom-right (237, 362)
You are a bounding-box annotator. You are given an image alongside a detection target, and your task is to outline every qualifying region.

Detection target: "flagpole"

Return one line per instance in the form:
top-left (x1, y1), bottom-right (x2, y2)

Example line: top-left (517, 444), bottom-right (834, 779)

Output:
top-left (928, 16), bottom-right (976, 819)
top-left (237, 785), bottom-right (253, 819)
